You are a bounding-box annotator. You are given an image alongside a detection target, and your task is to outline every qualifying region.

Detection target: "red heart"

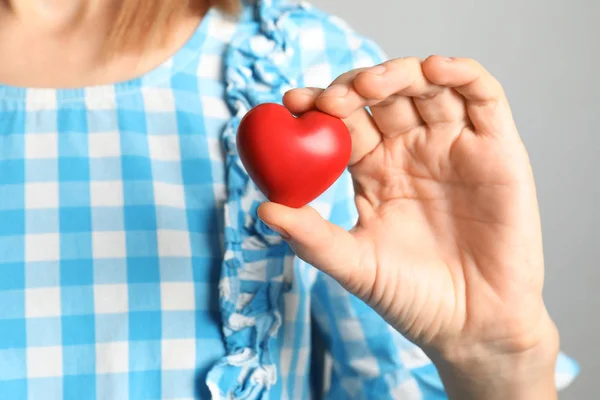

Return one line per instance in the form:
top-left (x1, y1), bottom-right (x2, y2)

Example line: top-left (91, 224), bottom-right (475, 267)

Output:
top-left (237, 103), bottom-right (351, 208)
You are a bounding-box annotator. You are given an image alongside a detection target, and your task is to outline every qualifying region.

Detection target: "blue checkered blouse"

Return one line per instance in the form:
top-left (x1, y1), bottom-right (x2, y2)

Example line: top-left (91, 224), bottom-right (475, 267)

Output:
top-left (0, 1), bottom-right (578, 399)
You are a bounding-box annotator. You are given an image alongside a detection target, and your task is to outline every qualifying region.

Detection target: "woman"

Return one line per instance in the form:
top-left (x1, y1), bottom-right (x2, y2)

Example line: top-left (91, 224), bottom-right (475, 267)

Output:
top-left (0, 0), bottom-right (578, 399)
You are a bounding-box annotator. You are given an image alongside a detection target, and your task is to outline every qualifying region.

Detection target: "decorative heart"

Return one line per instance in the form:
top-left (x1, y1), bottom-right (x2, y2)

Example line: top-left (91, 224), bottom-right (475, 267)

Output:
top-left (237, 103), bottom-right (351, 208)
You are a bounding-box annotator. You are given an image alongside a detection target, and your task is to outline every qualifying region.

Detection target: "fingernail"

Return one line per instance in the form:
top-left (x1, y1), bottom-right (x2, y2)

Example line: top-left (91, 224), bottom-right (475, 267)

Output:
top-left (441, 56), bottom-right (454, 63)
top-left (368, 64), bottom-right (387, 75)
top-left (322, 84), bottom-right (349, 98)
top-left (265, 223), bottom-right (292, 240)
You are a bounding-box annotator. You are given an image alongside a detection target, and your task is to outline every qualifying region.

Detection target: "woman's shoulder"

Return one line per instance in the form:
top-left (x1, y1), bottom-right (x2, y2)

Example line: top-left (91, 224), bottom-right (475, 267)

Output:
top-left (230, 1), bottom-right (387, 86)
top-left (280, 2), bottom-right (386, 74)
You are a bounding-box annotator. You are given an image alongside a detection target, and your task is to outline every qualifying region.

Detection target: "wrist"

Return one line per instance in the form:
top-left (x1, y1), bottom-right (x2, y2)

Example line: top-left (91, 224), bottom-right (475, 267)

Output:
top-left (426, 316), bottom-right (559, 400)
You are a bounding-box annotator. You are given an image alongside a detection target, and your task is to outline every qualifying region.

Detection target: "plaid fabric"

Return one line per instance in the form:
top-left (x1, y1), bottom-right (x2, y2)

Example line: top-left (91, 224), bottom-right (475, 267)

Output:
top-left (0, 1), bottom-right (578, 399)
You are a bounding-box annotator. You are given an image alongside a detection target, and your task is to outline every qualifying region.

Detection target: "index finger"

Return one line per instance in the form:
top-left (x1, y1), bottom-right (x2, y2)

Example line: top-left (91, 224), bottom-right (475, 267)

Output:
top-left (316, 58), bottom-right (443, 120)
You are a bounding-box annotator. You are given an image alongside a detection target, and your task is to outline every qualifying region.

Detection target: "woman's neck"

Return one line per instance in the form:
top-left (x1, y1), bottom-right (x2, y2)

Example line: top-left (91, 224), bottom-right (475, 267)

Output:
top-left (0, 0), bottom-right (206, 88)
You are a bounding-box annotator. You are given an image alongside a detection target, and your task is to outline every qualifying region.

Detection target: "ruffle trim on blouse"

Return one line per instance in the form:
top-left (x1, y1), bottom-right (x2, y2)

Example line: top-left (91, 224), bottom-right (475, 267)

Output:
top-left (206, 1), bottom-right (310, 399)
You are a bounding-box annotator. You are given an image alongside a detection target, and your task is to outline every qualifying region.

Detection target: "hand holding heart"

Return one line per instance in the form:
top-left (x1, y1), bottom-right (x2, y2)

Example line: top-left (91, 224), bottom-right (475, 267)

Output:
top-left (257, 56), bottom-right (559, 397)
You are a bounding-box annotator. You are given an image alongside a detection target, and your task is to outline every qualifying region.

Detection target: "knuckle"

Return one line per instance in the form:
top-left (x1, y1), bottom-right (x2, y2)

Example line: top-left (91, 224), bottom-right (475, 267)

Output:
top-left (377, 94), bottom-right (400, 107)
top-left (386, 56), bottom-right (420, 70)
top-left (402, 57), bottom-right (423, 72)
top-left (368, 84), bottom-right (390, 100)
top-left (354, 79), bottom-right (386, 101)
top-left (332, 68), bottom-right (365, 85)
top-left (406, 56), bottom-right (423, 65)
top-left (493, 79), bottom-right (505, 94)
top-left (416, 89), bottom-right (440, 100)
top-left (483, 75), bottom-right (505, 98)
top-left (349, 67), bottom-right (369, 77)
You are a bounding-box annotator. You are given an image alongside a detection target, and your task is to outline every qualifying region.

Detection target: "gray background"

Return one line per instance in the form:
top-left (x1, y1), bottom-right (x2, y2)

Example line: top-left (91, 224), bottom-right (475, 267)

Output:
top-left (311, 0), bottom-right (599, 398)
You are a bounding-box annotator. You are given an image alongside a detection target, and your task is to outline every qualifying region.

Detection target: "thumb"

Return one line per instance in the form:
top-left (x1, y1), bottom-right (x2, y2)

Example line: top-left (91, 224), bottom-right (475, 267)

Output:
top-left (258, 202), bottom-right (364, 289)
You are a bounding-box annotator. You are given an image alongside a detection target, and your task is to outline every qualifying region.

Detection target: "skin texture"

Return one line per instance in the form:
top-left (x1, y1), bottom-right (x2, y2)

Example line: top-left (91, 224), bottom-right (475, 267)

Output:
top-left (260, 57), bottom-right (559, 399)
top-left (0, 1), bottom-right (558, 398)
top-left (0, 0), bottom-right (203, 87)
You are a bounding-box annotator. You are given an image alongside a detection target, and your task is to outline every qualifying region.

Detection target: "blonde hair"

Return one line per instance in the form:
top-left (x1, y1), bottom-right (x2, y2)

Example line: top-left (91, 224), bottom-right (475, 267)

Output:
top-left (106, 0), bottom-right (241, 54)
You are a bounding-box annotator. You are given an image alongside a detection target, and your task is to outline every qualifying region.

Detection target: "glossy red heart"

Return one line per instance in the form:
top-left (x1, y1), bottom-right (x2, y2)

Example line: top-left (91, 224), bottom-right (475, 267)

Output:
top-left (237, 103), bottom-right (351, 208)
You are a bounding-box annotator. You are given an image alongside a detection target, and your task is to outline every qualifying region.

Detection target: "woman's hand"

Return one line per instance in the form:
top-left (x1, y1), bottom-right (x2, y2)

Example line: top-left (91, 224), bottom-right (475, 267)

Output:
top-left (258, 56), bottom-right (559, 399)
